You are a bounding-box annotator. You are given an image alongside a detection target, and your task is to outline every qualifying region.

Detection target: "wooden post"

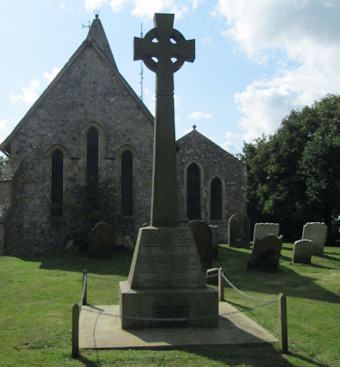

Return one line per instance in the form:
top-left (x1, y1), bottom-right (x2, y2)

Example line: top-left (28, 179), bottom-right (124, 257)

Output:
top-left (218, 268), bottom-right (224, 301)
top-left (82, 269), bottom-right (87, 305)
top-left (278, 293), bottom-right (288, 353)
top-left (72, 303), bottom-right (80, 358)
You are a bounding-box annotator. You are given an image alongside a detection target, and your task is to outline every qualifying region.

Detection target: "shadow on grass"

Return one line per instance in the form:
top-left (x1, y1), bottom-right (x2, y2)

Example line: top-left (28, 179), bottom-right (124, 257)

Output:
top-left (286, 352), bottom-right (329, 367)
top-left (320, 254), bottom-right (340, 263)
top-left (74, 354), bottom-right (99, 367)
top-left (184, 344), bottom-right (328, 367)
top-left (216, 246), bottom-right (340, 304)
top-left (17, 248), bottom-right (132, 276)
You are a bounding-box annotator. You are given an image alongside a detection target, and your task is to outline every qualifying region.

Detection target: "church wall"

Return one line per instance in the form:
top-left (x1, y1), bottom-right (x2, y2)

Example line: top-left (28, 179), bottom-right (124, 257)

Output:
top-left (4, 44), bottom-right (153, 255)
top-left (176, 131), bottom-right (247, 243)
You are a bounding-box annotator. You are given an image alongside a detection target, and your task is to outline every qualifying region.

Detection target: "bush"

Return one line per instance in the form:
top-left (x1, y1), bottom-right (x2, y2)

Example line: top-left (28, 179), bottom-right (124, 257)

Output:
top-left (67, 180), bottom-right (119, 250)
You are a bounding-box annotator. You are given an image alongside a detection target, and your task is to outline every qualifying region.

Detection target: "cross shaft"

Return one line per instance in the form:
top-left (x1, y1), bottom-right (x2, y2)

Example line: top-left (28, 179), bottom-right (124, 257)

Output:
top-left (134, 13), bottom-right (195, 227)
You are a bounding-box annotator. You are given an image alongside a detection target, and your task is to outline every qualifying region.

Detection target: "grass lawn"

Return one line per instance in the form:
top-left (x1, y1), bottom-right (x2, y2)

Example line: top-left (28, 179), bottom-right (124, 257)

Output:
top-left (0, 244), bottom-right (339, 367)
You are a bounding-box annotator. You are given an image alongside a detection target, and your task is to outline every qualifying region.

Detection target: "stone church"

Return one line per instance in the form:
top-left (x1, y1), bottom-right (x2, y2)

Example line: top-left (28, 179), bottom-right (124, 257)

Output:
top-left (0, 16), bottom-right (246, 255)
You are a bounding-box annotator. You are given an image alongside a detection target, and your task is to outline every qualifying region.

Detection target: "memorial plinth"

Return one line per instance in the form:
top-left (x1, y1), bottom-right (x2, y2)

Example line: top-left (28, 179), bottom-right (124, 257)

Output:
top-left (120, 227), bottom-right (218, 328)
top-left (120, 13), bottom-right (218, 329)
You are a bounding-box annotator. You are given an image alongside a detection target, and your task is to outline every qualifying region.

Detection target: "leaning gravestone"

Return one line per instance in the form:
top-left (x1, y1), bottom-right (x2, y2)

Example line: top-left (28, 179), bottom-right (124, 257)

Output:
top-left (119, 13), bottom-right (218, 329)
top-left (228, 213), bottom-right (250, 248)
top-left (253, 223), bottom-right (280, 245)
top-left (88, 222), bottom-right (115, 258)
top-left (248, 235), bottom-right (283, 272)
top-left (302, 222), bottom-right (327, 255)
top-left (293, 239), bottom-right (313, 264)
top-left (209, 224), bottom-right (219, 259)
top-left (188, 221), bottom-right (213, 269)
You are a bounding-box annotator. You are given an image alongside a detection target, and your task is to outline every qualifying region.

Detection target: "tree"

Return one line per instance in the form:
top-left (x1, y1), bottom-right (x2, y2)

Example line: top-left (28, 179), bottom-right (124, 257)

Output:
top-left (301, 96), bottom-right (340, 242)
top-left (242, 94), bottom-right (340, 243)
top-left (67, 180), bottom-right (119, 249)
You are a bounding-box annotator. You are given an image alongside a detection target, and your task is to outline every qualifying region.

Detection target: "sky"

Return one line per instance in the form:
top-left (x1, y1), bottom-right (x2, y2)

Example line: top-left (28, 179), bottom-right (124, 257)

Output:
top-left (1, 0), bottom-right (340, 156)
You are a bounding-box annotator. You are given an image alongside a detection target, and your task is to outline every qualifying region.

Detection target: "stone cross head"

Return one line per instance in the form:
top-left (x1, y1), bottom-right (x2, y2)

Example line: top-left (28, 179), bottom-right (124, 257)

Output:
top-left (134, 13), bottom-right (195, 75)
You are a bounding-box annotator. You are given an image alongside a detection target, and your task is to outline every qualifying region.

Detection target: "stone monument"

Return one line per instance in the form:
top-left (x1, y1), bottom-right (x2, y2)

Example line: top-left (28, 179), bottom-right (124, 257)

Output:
top-left (293, 239), bottom-right (313, 264)
top-left (253, 223), bottom-right (280, 245)
top-left (302, 222), bottom-right (327, 255)
top-left (228, 213), bottom-right (250, 248)
top-left (248, 235), bottom-right (283, 272)
top-left (119, 13), bottom-right (218, 329)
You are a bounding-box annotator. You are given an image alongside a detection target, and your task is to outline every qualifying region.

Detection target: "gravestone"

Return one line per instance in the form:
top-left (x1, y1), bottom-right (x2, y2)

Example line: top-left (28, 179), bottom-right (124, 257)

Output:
top-left (188, 220), bottom-right (213, 269)
top-left (302, 222), bottom-right (327, 255)
top-left (88, 222), bottom-right (115, 257)
top-left (119, 13), bottom-right (218, 329)
top-left (253, 223), bottom-right (280, 245)
top-left (293, 239), bottom-right (313, 264)
top-left (248, 235), bottom-right (283, 272)
top-left (209, 224), bottom-right (219, 259)
top-left (228, 213), bottom-right (250, 248)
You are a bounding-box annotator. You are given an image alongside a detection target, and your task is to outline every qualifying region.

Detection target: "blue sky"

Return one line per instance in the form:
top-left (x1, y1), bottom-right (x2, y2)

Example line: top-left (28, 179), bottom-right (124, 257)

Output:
top-left (1, 0), bottom-right (340, 156)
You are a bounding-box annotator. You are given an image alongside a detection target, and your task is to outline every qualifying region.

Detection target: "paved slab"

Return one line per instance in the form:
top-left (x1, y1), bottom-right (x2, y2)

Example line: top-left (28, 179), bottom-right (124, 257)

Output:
top-left (79, 302), bottom-right (277, 349)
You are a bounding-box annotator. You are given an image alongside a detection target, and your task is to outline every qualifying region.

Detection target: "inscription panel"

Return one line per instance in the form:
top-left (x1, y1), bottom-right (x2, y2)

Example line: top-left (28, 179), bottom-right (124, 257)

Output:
top-left (129, 227), bottom-right (205, 289)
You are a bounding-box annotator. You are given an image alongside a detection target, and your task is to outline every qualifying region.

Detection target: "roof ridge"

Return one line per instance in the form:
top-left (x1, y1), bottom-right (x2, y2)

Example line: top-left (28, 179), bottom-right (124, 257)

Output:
top-left (86, 15), bottom-right (117, 69)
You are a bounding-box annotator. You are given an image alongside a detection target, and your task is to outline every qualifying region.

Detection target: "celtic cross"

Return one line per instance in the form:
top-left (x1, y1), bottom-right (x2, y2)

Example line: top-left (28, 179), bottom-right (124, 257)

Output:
top-left (134, 13), bottom-right (195, 227)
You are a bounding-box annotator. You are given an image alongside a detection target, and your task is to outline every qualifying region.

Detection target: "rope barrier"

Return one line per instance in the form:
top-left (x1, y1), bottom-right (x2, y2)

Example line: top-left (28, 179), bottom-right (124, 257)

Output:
top-left (221, 271), bottom-right (276, 304)
top-left (82, 299), bottom-right (275, 321)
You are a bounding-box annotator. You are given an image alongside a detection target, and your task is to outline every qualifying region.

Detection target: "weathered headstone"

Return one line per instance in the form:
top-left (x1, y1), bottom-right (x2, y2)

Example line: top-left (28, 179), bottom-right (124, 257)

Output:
top-left (293, 239), bottom-right (313, 264)
top-left (228, 213), bottom-right (250, 248)
top-left (88, 221), bottom-right (115, 257)
top-left (302, 222), bottom-right (327, 255)
top-left (188, 220), bottom-right (213, 269)
top-left (209, 224), bottom-right (219, 259)
top-left (253, 223), bottom-right (280, 245)
top-left (248, 235), bottom-right (283, 271)
top-left (120, 13), bottom-right (218, 329)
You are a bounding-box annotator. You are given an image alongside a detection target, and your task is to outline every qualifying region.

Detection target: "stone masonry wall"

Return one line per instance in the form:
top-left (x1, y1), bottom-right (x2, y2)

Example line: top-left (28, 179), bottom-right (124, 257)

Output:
top-left (4, 43), bottom-right (153, 255)
top-left (176, 130), bottom-right (247, 242)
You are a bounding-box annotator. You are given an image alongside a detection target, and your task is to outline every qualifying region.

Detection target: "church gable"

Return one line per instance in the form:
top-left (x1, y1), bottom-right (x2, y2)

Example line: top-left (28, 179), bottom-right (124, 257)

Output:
top-left (1, 16), bottom-right (154, 255)
top-left (2, 16), bottom-right (153, 157)
top-left (176, 128), bottom-right (247, 228)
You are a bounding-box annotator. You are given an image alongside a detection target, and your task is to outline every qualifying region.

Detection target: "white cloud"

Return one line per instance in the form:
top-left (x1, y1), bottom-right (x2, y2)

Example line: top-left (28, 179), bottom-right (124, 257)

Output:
top-left (143, 87), bottom-right (155, 114)
top-left (0, 120), bottom-right (10, 143)
top-left (216, 0), bottom-right (340, 141)
top-left (85, 0), bottom-right (107, 12)
top-left (110, 0), bottom-right (129, 12)
top-left (60, 3), bottom-right (75, 13)
top-left (189, 111), bottom-right (213, 120)
top-left (44, 67), bottom-right (61, 84)
top-left (202, 36), bottom-right (213, 45)
top-left (222, 131), bottom-right (241, 153)
top-left (10, 79), bottom-right (41, 106)
top-left (85, 0), bottom-right (201, 18)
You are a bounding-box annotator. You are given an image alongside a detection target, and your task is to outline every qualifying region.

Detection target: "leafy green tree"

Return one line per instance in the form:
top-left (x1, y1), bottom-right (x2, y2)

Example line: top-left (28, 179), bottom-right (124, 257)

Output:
top-left (67, 180), bottom-right (119, 249)
top-left (301, 96), bottom-right (340, 242)
top-left (242, 94), bottom-right (340, 243)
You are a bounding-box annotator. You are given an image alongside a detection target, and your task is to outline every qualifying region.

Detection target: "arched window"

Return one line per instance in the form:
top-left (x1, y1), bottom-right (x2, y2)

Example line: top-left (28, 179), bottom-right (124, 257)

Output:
top-left (51, 149), bottom-right (63, 216)
top-left (87, 127), bottom-right (99, 185)
top-left (186, 163), bottom-right (201, 220)
top-left (210, 177), bottom-right (222, 220)
top-left (121, 150), bottom-right (133, 216)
